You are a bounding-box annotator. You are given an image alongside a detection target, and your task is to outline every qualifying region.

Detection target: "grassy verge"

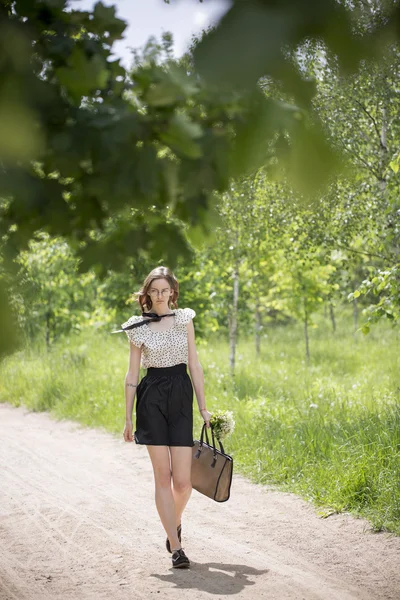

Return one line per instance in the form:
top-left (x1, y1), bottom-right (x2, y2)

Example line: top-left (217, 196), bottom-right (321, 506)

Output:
top-left (1, 312), bottom-right (399, 534)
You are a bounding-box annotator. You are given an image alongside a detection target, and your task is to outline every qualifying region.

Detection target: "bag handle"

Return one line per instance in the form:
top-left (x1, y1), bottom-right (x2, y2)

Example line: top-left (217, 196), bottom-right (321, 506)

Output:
top-left (194, 423), bottom-right (225, 466)
top-left (201, 422), bottom-right (225, 454)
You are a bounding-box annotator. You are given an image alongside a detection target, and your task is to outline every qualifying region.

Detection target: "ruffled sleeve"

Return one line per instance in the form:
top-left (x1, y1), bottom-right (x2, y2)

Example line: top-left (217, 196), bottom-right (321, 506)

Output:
top-left (120, 315), bottom-right (148, 348)
top-left (175, 307), bottom-right (196, 325)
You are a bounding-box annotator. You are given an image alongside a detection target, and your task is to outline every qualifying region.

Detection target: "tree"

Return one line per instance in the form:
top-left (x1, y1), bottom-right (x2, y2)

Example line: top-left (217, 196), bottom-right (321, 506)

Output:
top-left (12, 232), bottom-right (100, 346)
top-left (2, 0), bottom-right (400, 357)
top-left (301, 34), bottom-right (400, 330)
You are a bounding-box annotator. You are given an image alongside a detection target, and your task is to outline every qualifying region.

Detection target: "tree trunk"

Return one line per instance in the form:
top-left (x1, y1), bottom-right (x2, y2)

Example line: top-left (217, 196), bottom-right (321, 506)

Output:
top-left (379, 105), bottom-right (388, 192)
top-left (353, 282), bottom-right (358, 335)
top-left (46, 310), bottom-right (51, 349)
top-left (329, 302), bottom-right (336, 333)
top-left (255, 300), bottom-right (261, 356)
top-left (304, 298), bottom-right (310, 363)
top-left (229, 260), bottom-right (239, 374)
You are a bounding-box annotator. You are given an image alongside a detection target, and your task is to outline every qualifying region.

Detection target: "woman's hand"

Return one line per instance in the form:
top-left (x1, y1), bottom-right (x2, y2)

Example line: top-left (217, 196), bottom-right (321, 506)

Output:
top-left (123, 420), bottom-right (133, 442)
top-left (200, 409), bottom-right (212, 428)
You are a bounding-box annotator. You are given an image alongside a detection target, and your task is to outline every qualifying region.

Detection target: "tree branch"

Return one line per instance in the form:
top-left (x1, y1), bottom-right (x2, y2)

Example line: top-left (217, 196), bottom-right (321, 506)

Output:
top-left (353, 99), bottom-right (384, 149)
top-left (336, 138), bottom-right (382, 180)
top-left (336, 243), bottom-right (392, 262)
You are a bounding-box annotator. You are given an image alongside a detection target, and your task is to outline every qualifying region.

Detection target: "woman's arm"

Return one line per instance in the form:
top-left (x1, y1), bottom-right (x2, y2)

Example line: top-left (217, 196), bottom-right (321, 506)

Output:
top-left (125, 343), bottom-right (142, 423)
top-left (187, 320), bottom-right (211, 426)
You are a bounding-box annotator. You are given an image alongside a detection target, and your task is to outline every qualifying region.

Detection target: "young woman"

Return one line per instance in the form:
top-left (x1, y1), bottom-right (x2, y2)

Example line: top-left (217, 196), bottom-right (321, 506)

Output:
top-left (121, 266), bottom-right (211, 569)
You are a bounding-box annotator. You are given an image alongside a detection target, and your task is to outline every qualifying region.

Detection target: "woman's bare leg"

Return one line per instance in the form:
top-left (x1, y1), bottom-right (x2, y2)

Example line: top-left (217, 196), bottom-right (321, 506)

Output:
top-left (146, 445), bottom-right (181, 551)
top-left (170, 446), bottom-right (193, 528)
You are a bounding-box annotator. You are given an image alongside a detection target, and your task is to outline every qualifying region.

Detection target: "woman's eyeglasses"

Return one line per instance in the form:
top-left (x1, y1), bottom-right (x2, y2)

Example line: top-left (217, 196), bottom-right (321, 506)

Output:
top-left (149, 288), bottom-right (171, 297)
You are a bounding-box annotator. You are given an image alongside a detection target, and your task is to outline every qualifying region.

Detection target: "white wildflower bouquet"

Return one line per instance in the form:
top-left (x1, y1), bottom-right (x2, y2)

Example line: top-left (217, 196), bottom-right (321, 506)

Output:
top-left (209, 409), bottom-right (235, 442)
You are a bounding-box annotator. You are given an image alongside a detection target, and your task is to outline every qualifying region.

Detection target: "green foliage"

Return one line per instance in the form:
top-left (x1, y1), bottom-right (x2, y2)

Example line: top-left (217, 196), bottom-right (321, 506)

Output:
top-left (194, 1), bottom-right (365, 89)
top-left (389, 153), bottom-right (400, 174)
top-left (0, 0), bottom-right (238, 274)
top-left (0, 284), bottom-right (20, 360)
top-left (2, 0), bottom-right (400, 359)
top-left (1, 0), bottom-right (398, 255)
top-left (349, 264), bottom-right (400, 330)
top-left (301, 41), bottom-right (400, 331)
top-left (9, 231), bottom-right (111, 345)
top-left (269, 254), bottom-right (337, 323)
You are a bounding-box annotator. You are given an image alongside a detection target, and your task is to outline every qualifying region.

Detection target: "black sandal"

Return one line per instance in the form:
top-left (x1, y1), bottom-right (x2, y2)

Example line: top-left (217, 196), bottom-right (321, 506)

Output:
top-left (166, 524), bottom-right (182, 554)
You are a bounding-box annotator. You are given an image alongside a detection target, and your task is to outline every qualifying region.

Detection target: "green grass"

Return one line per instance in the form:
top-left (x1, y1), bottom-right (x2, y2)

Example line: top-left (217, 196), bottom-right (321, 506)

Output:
top-left (1, 310), bottom-right (399, 534)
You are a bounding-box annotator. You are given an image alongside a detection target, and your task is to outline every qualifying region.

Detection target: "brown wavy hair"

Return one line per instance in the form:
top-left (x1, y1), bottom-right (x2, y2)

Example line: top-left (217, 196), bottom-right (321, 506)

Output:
top-left (133, 266), bottom-right (179, 312)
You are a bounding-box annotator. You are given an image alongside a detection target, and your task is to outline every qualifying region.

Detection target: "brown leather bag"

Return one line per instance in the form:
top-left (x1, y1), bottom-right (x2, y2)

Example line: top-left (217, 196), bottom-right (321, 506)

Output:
top-left (191, 423), bottom-right (233, 502)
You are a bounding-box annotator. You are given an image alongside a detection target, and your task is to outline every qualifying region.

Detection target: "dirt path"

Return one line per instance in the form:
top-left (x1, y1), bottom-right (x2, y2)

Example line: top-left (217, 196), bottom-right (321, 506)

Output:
top-left (1, 403), bottom-right (399, 600)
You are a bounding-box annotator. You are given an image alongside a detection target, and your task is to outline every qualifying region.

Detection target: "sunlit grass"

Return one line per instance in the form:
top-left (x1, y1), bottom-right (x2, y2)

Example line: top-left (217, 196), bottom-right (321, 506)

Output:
top-left (1, 310), bottom-right (399, 534)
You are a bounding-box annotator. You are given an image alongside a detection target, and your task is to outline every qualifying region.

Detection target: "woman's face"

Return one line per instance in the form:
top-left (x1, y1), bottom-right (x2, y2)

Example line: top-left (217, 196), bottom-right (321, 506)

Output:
top-left (148, 278), bottom-right (173, 309)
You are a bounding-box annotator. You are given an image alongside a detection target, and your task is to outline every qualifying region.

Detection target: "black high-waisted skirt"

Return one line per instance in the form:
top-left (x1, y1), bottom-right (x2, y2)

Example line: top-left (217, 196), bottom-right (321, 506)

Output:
top-left (134, 362), bottom-right (194, 447)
